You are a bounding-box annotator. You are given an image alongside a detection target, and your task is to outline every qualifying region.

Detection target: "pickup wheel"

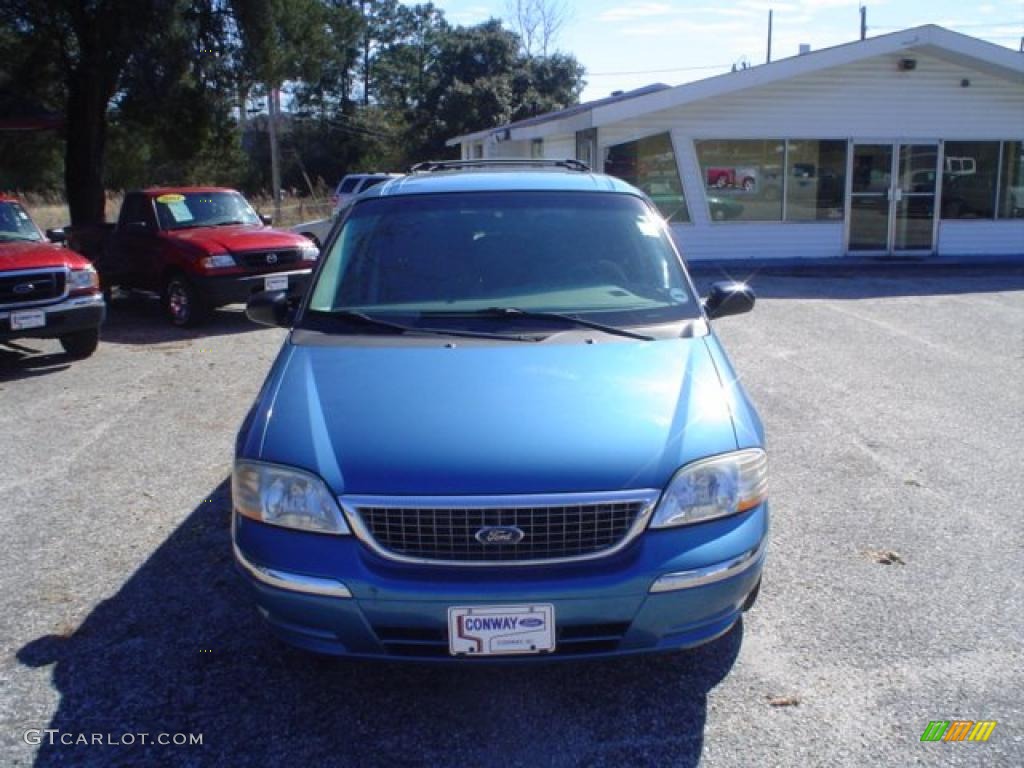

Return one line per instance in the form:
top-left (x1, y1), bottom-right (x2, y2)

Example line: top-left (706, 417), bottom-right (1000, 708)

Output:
top-left (163, 275), bottom-right (208, 327)
top-left (59, 329), bottom-right (100, 359)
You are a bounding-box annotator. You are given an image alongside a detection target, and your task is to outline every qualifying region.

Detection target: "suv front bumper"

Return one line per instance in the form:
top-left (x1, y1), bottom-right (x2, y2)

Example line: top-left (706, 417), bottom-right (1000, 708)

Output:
top-left (0, 292), bottom-right (105, 342)
top-left (233, 502), bottom-right (768, 660)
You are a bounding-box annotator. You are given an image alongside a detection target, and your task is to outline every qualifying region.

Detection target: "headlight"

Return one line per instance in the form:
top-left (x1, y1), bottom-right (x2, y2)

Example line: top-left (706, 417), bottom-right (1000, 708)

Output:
top-left (650, 449), bottom-right (767, 528)
top-left (299, 242), bottom-right (319, 261)
top-left (201, 253), bottom-right (236, 269)
top-left (232, 460), bottom-right (350, 535)
top-left (68, 265), bottom-right (100, 292)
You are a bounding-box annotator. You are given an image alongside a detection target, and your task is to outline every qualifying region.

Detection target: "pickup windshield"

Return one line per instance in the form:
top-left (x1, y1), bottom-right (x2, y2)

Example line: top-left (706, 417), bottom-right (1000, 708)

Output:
top-left (306, 191), bottom-right (698, 331)
top-left (0, 201), bottom-right (43, 242)
top-left (153, 191), bottom-right (261, 231)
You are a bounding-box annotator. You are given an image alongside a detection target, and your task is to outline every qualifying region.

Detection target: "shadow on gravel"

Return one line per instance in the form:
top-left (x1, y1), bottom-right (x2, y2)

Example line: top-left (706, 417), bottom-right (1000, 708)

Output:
top-left (690, 267), bottom-right (1024, 300)
top-left (18, 479), bottom-right (740, 768)
top-left (0, 345), bottom-right (71, 380)
top-left (100, 293), bottom-right (262, 346)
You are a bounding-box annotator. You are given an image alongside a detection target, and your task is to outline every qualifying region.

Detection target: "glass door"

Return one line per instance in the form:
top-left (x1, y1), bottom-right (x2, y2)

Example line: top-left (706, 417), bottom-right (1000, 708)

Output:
top-left (847, 143), bottom-right (939, 255)
top-left (848, 144), bottom-right (893, 252)
top-left (893, 144), bottom-right (938, 252)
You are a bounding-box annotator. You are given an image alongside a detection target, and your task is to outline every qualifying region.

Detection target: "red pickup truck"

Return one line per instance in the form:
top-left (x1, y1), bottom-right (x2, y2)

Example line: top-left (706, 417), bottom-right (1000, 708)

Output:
top-left (1, 195), bottom-right (105, 358)
top-left (68, 187), bottom-right (317, 326)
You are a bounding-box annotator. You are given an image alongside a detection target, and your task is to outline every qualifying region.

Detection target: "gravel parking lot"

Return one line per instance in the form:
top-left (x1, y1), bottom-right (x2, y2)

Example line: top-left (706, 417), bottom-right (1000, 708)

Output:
top-left (2, 270), bottom-right (1022, 767)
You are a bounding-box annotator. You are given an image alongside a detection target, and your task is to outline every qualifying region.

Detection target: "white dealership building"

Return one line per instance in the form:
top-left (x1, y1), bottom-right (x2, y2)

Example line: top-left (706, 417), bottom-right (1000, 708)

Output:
top-left (447, 26), bottom-right (1024, 261)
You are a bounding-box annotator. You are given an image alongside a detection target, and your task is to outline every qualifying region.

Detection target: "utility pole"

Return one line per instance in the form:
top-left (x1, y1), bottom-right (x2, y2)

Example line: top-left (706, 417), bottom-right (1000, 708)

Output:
top-left (767, 9), bottom-right (773, 64)
top-left (267, 84), bottom-right (282, 222)
top-left (860, 5), bottom-right (867, 41)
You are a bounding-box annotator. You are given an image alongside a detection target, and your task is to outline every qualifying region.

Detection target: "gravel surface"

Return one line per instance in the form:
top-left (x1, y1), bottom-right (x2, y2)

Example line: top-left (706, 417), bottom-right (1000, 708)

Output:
top-left (1, 273), bottom-right (1022, 767)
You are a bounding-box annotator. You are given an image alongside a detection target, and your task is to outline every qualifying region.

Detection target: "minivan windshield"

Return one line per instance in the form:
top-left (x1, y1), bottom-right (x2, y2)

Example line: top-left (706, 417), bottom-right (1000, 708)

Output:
top-left (306, 191), bottom-right (697, 330)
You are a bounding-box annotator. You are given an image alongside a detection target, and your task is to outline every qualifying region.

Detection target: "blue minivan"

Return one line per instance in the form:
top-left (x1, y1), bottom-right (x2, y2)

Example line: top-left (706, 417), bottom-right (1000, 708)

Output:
top-left (233, 160), bottom-right (767, 660)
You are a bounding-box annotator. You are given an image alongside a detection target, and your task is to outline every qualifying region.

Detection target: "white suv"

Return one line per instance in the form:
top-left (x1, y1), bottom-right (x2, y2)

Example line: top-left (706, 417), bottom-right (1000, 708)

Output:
top-left (329, 173), bottom-right (401, 213)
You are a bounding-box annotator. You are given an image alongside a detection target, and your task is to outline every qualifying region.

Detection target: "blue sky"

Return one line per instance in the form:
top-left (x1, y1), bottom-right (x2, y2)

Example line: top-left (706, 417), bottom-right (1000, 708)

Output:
top-left (441, 0), bottom-right (1024, 100)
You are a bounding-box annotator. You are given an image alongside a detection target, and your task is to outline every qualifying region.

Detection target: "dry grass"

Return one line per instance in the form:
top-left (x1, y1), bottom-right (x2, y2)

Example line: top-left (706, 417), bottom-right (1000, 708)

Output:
top-left (17, 191), bottom-right (333, 232)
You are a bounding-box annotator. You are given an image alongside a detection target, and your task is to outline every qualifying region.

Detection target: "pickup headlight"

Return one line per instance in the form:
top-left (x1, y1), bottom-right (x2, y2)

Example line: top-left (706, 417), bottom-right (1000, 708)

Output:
top-left (68, 265), bottom-right (100, 292)
top-left (299, 242), bottom-right (319, 261)
top-left (650, 449), bottom-right (767, 528)
top-left (233, 460), bottom-right (350, 535)
top-left (201, 253), bottom-right (236, 269)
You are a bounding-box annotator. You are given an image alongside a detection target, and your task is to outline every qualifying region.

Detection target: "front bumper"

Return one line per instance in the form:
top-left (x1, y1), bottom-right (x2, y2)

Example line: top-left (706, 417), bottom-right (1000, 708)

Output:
top-left (0, 292), bottom-right (105, 342)
top-left (194, 268), bottom-right (313, 307)
top-left (233, 502), bottom-right (768, 660)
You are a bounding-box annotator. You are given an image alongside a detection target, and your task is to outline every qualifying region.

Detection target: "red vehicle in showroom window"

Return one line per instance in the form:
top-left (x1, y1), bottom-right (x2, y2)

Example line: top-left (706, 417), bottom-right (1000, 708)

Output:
top-left (0, 195), bottom-right (105, 358)
top-left (68, 187), bottom-right (318, 327)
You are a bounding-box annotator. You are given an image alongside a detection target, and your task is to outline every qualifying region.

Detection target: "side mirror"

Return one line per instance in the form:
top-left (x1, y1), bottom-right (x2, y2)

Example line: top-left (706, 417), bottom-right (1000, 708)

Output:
top-left (703, 281), bottom-right (755, 320)
top-left (122, 221), bottom-right (150, 235)
top-left (259, 214), bottom-right (273, 226)
top-left (246, 289), bottom-right (294, 327)
top-left (45, 227), bottom-right (66, 244)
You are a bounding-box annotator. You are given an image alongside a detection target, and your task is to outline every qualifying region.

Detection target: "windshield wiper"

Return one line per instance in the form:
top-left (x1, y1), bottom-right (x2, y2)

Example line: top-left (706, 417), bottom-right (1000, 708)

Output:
top-left (0, 234), bottom-right (41, 242)
top-left (311, 310), bottom-right (538, 342)
top-left (214, 220), bottom-right (246, 226)
top-left (423, 307), bottom-right (656, 341)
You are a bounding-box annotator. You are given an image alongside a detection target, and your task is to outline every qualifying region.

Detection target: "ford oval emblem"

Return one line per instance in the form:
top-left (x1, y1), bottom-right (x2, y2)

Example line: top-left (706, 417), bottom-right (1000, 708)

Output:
top-left (475, 526), bottom-right (525, 545)
top-left (13, 282), bottom-right (35, 295)
top-left (266, 253), bottom-right (278, 264)
top-left (519, 617), bottom-right (544, 628)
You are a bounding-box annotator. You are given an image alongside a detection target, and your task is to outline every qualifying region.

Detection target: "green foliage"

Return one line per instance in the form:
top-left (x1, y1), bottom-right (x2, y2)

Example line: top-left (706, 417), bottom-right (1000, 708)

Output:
top-left (1, 0), bottom-right (586, 199)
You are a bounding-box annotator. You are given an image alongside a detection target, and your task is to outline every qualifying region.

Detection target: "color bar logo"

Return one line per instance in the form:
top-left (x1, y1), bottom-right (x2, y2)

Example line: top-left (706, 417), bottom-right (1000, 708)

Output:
top-left (921, 720), bottom-right (997, 742)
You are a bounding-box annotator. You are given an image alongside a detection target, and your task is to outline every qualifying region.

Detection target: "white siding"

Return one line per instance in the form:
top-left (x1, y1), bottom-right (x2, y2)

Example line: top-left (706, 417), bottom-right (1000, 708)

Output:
top-left (937, 221), bottom-right (1024, 255)
top-left (671, 222), bottom-right (844, 260)
top-left (600, 51), bottom-right (1023, 141)
top-left (543, 137), bottom-right (575, 160)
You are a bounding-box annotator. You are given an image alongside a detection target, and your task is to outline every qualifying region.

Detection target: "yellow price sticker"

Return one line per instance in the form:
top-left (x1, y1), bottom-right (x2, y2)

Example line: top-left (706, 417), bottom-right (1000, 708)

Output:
top-left (156, 193), bottom-right (186, 204)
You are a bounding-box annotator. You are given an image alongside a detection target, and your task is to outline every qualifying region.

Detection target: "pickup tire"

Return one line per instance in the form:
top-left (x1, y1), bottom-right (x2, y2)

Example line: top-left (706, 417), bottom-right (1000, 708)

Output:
top-left (163, 274), bottom-right (208, 327)
top-left (59, 329), bottom-right (100, 359)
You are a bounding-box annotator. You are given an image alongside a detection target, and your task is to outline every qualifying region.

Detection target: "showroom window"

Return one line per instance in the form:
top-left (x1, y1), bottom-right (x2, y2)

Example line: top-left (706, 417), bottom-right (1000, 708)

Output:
top-left (941, 141), bottom-right (1000, 219)
top-left (695, 140), bottom-right (785, 221)
top-left (604, 132), bottom-right (689, 222)
top-left (785, 140), bottom-right (848, 221)
top-left (998, 141), bottom-right (1024, 219)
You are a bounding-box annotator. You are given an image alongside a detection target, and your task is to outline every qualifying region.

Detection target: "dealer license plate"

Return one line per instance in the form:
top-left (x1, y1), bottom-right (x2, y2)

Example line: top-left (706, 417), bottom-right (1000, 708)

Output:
top-left (264, 275), bottom-right (288, 292)
top-left (10, 310), bottom-right (46, 330)
top-left (448, 604), bottom-right (555, 656)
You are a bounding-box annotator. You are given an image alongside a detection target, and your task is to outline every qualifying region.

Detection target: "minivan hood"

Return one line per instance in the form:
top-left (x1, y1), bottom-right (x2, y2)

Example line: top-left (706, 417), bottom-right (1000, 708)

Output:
top-left (255, 337), bottom-right (739, 495)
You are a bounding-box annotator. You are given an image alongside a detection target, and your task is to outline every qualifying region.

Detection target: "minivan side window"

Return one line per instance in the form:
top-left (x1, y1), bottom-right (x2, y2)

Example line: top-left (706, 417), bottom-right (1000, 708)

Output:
top-left (338, 177), bottom-right (361, 193)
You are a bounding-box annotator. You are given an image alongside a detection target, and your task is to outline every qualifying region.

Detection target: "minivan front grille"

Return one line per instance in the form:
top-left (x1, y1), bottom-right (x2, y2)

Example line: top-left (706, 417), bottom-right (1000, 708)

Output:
top-left (0, 269), bottom-right (65, 307)
top-left (348, 494), bottom-right (656, 565)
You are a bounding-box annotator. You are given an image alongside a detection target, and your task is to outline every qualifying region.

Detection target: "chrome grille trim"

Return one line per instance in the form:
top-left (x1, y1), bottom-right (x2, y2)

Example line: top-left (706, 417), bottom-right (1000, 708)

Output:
top-left (339, 490), bottom-right (660, 567)
top-left (0, 267), bottom-right (69, 309)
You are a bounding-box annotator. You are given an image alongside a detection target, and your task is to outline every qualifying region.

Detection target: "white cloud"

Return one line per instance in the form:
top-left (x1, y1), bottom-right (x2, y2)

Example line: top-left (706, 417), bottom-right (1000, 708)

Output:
top-left (598, 3), bottom-right (675, 22)
top-left (619, 17), bottom-right (753, 38)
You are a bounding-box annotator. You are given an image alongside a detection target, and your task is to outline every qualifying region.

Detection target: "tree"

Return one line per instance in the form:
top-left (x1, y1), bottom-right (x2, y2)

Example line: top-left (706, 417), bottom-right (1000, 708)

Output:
top-left (1, 0), bottom-right (180, 224)
top-left (504, 0), bottom-right (571, 58)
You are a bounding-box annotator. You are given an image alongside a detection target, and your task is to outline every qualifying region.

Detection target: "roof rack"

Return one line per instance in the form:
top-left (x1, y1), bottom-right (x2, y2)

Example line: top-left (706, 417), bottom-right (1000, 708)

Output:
top-left (409, 158), bottom-right (591, 173)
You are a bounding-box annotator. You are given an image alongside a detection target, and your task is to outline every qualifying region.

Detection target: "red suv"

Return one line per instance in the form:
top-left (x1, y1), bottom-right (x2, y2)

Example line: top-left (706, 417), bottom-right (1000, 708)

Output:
top-left (0, 196), bottom-right (105, 358)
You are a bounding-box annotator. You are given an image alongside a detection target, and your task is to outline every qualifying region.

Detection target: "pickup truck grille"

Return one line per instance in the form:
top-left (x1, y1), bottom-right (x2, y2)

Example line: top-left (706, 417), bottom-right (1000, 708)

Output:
top-left (236, 248), bottom-right (301, 269)
top-left (0, 269), bottom-right (66, 307)
top-left (349, 494), bottom-right (655, 564)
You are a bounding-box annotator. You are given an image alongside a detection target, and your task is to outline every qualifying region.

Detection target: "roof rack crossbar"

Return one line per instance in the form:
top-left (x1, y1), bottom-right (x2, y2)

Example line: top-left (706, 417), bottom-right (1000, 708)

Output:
top-left (409, 158), bottom-right (591, 173)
